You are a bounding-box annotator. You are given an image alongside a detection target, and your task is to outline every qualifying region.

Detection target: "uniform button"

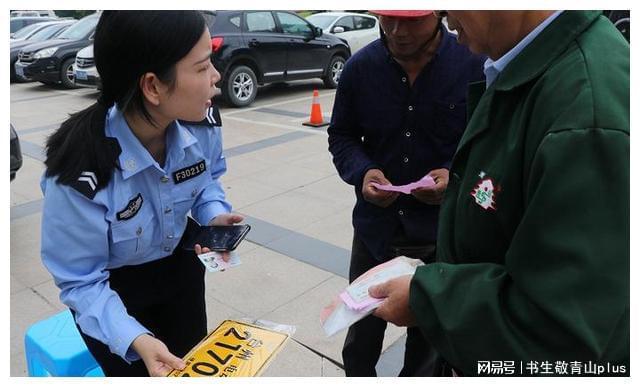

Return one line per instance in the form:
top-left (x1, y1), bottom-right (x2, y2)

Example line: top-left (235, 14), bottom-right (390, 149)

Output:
top-left (405, 131), bottom-right (411, 137)
top-left (191, 189), bottom-right (198, 197)
top-left (408, 105), bottom-right (414, 111)
top-left (160, 176), bottom-right (169, 183)
top-left (167, 235), bottom-right (174, 239)
top-left (449, 104), bottom-right (455, 109)
top-left (164, 246), bottom-right (171, 252)
top-left (398, 210), bottom-right (404, 216)
top-left (403, 156), bottom-right (409, 163)
top-left (401, 77), bottom-right (407, 83)
top-left (164, 207), bottom-right (172, 213)
top-left (136, 227), bottom-right (142, 236)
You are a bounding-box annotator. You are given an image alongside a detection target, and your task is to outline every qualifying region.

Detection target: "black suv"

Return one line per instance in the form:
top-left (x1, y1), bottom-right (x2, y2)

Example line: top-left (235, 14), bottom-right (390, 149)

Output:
top-left (203, 10), bottom-right (351, 107)
top-left (14, 13), bottom-right (99, 88)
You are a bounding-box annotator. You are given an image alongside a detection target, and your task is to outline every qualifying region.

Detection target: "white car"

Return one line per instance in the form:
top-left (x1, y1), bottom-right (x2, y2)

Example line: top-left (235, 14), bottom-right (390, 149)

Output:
top-left (73, 44), bottom-right (101, 89)
top-left (306, 12), bottom-right (379, 53)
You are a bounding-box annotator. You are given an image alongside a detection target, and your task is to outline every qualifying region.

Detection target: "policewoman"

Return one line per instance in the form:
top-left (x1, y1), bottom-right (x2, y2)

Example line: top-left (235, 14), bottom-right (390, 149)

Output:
top-left (40, 11), bottom-right (243, 376)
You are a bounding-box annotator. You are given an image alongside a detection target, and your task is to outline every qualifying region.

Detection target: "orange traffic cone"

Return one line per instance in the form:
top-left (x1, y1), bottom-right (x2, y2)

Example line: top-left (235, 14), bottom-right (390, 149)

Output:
top-left (303, 89), bottom-right (329, 127)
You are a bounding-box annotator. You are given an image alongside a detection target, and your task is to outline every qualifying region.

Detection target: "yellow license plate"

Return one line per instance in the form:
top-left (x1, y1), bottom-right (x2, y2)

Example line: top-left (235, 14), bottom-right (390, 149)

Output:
top-left (167, 320), bottom-right (289, 377)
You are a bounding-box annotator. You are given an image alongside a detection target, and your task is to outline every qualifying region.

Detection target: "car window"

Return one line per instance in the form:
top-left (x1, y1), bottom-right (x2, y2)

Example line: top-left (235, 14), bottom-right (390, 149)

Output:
top-left (29, 23), bottom-right (68, 41)
top-left (10, 20), bottom-right (25, 33)
top-left (12, 22), bottom-right (42, 39)
top-left (354, 16), bottom-right (376, 30)
top-left (246, 11), bottom-right (277, 33)
top-left (306, 14), bottom-right (337, 30)
top-left (334, 16), bottom-right (354, 32)
top-left (229, 16), bottom-right (241, 28)
top-left (58, 15), bottom-right (98, 40)
top-left (276, 12), bottom-right (313, 36)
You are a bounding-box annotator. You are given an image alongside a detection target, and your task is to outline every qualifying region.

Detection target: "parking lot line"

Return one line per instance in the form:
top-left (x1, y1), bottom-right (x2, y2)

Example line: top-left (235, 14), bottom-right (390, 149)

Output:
top-left (17, 123), bottom-right (63, 136)
top-left (225, 115), bottom-right (326, 135)
top-left (254, 107), bottom-right (308, 118)
top-left (222, 90), bottom-right (336, 117)
top-left (9, 196), bottom-right (350, 279)
top-left (11, 89), bottom-right (97, 103)
top-left (10, 199), bottom-right (43, 221)
top-left (18, 140), bottom-right (46, 162)
top-left (225, 131), bottom-right (313, 158)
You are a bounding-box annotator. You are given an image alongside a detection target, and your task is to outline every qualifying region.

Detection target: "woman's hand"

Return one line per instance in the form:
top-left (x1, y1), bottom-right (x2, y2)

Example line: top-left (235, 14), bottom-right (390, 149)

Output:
top-left (195, 213), bottom-right (245, 262)
top-left (131, 334), bottom-right (186, 377)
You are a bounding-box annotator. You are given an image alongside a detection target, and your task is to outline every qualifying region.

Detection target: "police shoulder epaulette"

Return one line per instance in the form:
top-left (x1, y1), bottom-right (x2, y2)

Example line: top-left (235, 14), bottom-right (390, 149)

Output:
top-left (70, 171), bottom-right (99, 200)
top-left (179, 106), bottom-right (222, 128)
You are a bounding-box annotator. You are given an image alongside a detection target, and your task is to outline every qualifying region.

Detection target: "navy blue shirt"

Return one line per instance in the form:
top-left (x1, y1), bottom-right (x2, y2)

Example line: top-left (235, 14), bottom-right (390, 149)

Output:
top-left (328, 26), bottom-right (486, 260)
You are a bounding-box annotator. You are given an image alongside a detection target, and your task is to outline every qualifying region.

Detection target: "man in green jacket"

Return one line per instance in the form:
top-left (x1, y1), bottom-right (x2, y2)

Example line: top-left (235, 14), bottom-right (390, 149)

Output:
top-left (369, 10), bottom-right (629, 376)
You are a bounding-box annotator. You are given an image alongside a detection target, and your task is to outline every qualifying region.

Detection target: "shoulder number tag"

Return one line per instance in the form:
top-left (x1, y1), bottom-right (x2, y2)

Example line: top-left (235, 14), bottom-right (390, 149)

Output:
top-left (117, 193), bottom-right (144, 221)
top-left (173, 160), bottom-right (207, 184)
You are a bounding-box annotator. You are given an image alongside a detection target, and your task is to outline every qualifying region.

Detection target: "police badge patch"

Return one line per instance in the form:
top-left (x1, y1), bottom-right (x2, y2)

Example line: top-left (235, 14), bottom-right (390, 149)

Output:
top-left (117, 193), bottom-right (144, 221)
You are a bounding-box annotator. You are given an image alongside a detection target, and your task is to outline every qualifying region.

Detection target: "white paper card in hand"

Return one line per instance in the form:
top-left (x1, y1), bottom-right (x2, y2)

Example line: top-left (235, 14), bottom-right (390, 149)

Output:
top-left (197, 251), bottom-right (241, 272)
top-left (320, 256), bottom-right (424, 337)
top-left (345, 262), bottom-right (416, 304)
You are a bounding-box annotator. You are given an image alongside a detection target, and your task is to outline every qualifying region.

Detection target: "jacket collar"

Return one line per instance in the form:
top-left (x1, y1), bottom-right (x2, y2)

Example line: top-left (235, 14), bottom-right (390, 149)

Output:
top-left (493, 10), bottom-right (601, 91)
top-left (454, 11), bottom-right (601, 154)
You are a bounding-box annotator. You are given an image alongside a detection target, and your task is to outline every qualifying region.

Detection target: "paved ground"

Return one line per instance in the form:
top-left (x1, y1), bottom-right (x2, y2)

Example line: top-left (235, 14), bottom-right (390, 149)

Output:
top-left (9, 80), bottom-right (408, 377)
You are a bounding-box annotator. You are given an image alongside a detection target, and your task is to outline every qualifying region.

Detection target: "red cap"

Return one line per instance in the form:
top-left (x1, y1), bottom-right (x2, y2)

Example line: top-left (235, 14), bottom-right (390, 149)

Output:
top-left (369, 10), bottom-right (434, 18)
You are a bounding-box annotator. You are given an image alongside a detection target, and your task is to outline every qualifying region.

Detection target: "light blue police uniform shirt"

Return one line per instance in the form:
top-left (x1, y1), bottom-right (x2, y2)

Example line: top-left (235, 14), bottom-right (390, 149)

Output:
top-left (484, 11), bottom-right (563, 88)
top-left (40, 105), bottom-right (231, 362)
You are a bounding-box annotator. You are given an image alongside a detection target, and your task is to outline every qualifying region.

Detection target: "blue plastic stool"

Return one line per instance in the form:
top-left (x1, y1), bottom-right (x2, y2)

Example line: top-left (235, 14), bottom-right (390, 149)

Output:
top-left (24, 309), bottom-right (104, 377)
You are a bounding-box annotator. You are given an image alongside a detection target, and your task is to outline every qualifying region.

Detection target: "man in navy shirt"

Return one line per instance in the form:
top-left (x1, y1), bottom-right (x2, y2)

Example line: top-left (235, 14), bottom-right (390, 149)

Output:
top-left (328, 10), bottom-right (485, 376)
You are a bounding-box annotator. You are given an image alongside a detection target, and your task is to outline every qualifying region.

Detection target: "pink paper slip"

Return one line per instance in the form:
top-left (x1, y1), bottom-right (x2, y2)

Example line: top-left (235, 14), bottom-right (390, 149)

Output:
top-left (339, 290), bottom-right (382, 311)
top-left (372, 174), bottom-right (436, 195)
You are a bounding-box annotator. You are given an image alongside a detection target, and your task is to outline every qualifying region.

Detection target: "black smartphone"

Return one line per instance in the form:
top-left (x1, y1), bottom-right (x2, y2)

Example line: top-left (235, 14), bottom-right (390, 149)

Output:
top-left (183, 224), bottom-right (251, 251)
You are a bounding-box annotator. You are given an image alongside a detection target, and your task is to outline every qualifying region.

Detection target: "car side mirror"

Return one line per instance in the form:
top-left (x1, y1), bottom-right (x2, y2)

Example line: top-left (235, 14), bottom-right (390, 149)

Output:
top-left (314, 26), bottom-right (323, 37)
top-left (332, 26), bottom-right (345, 34)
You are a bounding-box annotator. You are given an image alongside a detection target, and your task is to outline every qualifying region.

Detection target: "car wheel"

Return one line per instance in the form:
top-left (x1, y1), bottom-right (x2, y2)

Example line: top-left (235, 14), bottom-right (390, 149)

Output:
top-left (224, 65), bottom-right (257, 107)
top-left (59, 58), bottom-right (78, 89)
top-left (323, 55), bottom-right (345, 89)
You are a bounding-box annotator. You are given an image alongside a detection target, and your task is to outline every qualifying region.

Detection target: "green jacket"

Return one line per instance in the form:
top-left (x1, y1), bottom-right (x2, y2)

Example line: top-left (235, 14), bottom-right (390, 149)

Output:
top-left (410, 11), bottom-right (629, 376)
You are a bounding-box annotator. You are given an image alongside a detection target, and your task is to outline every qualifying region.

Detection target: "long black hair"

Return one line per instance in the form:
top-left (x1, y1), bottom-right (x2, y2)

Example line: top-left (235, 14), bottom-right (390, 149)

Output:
top-left (44, 11), bottom-right (206, 190)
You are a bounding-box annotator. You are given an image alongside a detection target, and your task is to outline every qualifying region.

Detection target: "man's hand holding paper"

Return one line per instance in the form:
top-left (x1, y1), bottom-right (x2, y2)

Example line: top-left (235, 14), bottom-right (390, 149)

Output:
top-left (370, 169), bottom-right (449, 205)
top-left (410, 168), bottom-right (449, 205)
top-left (369, 275), bottom-right (417, 327)
top-left (362, 168), bottom-right (399, 208)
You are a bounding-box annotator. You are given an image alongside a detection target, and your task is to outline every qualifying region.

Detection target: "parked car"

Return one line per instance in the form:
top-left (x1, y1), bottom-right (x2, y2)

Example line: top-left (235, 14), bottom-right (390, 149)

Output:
top-left (10, 21), bottom-right (75, 82)
top-left (10, 16), bottom-right (58, 36)
top-left (306, 12), bottom-right (379, 53)
top-left (11, 21), bottom-right (52, 41)
top-left (203, 10), bottom-right (351, 107)
top-left (10, 124), bottom-right (22, 181)
top-left (73, 44), bottom-right (101, 89)
top-left (10, 10), bottom-right (57, 17)
top-left (10, 11), bottom-right (40, 17)
top-left (14, 13), bottom-right (99, 88)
